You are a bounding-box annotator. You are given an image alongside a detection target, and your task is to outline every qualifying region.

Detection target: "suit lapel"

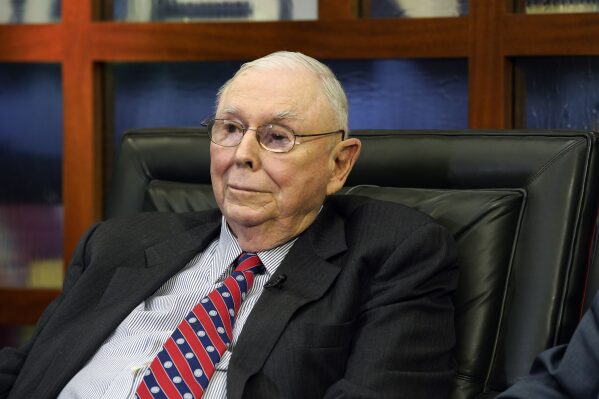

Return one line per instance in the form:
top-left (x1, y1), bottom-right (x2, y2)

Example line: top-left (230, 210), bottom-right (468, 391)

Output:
top-left (37, 218), bottom-right (221, 399)
top-left (95, 220), bottom-right (222, 312)
top-left (227, 205), bottom-right (347, 399)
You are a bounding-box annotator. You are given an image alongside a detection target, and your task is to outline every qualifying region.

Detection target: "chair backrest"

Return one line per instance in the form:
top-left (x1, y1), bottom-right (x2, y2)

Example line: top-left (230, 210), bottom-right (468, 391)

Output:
top-left (106, 128), bottom-right (599, 399)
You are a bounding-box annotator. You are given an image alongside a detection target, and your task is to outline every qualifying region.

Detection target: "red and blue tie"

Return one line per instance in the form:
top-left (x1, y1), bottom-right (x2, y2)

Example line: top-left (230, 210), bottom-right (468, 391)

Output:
top-left (136, 252), bottom-right (265, 399)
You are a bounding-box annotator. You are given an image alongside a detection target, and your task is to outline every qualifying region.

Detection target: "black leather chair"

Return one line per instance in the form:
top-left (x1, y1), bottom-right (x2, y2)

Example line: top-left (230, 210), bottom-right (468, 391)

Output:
top-left (106, 128), bottom-right (599, 399)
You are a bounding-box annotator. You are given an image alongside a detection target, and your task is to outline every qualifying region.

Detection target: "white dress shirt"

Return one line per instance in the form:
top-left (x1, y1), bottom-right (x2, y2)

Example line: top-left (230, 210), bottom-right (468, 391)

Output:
top-left (58, 217), bottom-right (296, 398)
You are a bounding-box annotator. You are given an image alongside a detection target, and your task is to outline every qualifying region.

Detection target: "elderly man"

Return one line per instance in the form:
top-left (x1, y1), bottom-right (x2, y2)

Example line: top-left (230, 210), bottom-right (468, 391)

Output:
top-left (0, 51), bottom-right (458, 399)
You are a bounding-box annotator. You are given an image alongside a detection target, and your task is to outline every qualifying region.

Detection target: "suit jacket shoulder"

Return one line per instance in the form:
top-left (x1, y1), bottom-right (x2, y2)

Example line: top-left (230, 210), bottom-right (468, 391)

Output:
top-left (326, 193), bottom-right (436, 226)
top-left (89, 209), bottom-right (220, 255)
top-left (498, 291), bottom-right (599, 398)
top-left (323, 194), bottom-right (450, 271)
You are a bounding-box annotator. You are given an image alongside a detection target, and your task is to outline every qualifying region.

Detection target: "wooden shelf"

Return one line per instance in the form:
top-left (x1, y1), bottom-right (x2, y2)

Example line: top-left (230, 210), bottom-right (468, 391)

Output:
top-left (87, 18), bottom-right (468, 61)
top-left (504, 13), bottom-right (599, 56)
top-left (4, 13), bottom-right (599, 62)
top-left (0, 25), bottom-right (62, 61)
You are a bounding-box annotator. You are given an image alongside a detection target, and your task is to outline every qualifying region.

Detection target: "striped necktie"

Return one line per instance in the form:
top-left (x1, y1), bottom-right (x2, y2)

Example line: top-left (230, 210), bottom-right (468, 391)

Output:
top-left (136, 252), bottom-right (265, 399)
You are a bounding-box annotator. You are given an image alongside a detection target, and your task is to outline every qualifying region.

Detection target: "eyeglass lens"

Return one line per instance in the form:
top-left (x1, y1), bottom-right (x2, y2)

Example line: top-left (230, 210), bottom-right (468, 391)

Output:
top-left (210, 119), bottom-right (295, 152)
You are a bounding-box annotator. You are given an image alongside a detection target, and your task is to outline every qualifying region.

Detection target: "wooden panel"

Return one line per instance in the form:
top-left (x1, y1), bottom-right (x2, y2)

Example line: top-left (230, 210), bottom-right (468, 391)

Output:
top-left (468, 0), bottom-right (512, 128)
top-left (88, 18), bottom-right (469, 61)
top-left (0, 25), bottom-right (62, 61)
top-left (62, 0), bottom-right (94, 23)
top-left (62, 57), bottom-right (104, 263)
top-left (319, 0), bottom-right (359, 19)
top-left (0, 288), bottom-right (60, 325)
top-left (61, 0), bottom-right (104, 263)
top-left (504, 13), bottom-right (599, 56)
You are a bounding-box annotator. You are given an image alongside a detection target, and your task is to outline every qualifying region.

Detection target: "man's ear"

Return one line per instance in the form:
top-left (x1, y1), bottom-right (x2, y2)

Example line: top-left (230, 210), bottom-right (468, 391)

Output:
top-left (326, 138), bottom-right (362, 195)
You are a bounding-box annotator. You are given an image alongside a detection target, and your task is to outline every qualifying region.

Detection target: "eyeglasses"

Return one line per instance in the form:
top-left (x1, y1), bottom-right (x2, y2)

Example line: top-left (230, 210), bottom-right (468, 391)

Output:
top-left (202, 118), bottom-right (345, 153)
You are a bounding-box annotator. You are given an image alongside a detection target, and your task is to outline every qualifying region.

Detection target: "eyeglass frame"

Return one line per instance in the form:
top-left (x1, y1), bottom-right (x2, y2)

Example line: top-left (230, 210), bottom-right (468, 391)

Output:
top-left (201, 117), bottom-right (346, 153)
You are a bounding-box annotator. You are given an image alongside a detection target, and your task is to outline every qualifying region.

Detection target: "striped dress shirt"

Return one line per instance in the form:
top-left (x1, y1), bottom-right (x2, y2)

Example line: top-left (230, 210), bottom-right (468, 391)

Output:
top-left (58, 217), bottom-right (296, 399)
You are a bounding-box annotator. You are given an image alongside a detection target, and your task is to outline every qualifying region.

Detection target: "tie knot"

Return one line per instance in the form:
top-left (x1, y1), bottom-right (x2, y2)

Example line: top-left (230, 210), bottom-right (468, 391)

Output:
top-left (235, 252), bottom-right (265, 275)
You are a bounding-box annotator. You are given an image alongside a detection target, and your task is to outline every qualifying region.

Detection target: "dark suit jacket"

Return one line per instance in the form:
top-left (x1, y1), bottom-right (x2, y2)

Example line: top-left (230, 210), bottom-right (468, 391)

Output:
top-left (498, 291), bottom-right (599, 399)
top-left (0, 195), bottom-right (458, 399)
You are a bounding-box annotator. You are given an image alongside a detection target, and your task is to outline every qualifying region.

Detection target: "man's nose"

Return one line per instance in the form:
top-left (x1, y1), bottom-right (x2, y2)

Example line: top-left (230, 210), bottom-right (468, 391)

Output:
top-left (234, 128), bottom-right (261, 169)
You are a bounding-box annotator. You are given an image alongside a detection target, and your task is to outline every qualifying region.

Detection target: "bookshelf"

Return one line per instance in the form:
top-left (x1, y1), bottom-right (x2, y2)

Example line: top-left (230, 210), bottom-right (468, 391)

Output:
top-left (1, 0), bottom-right (598, 326)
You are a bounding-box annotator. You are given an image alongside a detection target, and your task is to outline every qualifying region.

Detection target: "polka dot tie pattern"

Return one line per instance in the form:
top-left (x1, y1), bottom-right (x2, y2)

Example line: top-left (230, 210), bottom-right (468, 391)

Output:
top-left (135, 252), bottom-right (265, 399)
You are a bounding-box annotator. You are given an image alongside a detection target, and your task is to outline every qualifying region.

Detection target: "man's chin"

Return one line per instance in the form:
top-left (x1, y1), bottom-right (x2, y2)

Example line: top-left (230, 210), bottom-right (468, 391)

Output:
top-left (221, 204), bottom-right (276, 230)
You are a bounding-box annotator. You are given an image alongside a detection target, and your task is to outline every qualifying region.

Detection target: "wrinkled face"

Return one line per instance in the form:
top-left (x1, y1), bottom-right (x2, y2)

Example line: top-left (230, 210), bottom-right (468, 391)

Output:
top-left (210, 68), bottom-right (340, 236)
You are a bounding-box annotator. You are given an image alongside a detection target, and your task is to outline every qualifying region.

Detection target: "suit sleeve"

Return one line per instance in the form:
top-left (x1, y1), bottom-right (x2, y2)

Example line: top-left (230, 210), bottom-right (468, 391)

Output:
top-left (0, 223), bottom-right (99, 398)
top-left (498, 291), bottom-right (599, 399)
top-left (324, 222), bottom-right (459, 399)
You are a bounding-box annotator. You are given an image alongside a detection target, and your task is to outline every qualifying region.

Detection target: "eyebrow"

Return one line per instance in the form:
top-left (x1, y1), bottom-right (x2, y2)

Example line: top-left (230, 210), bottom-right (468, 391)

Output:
top-left (218, 106), bottom-right (240, 117)
top-left (274, 110), bottom-right (301, 121)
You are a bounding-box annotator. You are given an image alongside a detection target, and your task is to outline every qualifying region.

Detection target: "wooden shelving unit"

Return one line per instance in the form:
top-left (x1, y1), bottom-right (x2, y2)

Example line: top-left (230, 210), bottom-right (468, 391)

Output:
top-left (0, 0), bottom-right (597, 325)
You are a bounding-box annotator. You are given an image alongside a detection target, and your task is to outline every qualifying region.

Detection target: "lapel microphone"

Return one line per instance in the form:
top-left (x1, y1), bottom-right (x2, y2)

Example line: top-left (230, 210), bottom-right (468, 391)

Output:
top-left (264, 274), bottom-right (287, 288)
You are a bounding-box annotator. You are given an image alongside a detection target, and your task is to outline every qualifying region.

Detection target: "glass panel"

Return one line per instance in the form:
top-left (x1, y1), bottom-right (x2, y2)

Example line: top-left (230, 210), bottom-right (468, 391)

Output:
top-left (330, 59), bottom-right (468, 129)
top-left (112, 0), bottom-right (317, 22)
top-left (515, 57), bottom-right (599, 129)
top-left (0, 0), bottom-right (60, 24)
top-left (111, 58), bottom-right (468, 145)
top-left (522, 0), bottom-right (599, 14)
top-left (0, 64), bottom-right (63, 288)
top-left (366, 0), bottom-right (468, 18)
top-left (111, 61), bottom-right (243, 138)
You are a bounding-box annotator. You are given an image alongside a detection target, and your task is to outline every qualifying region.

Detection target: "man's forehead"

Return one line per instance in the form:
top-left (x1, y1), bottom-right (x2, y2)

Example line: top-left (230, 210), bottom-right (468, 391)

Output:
top-left (228, 68), bottom-right (320, 98)
top-left (217, 67), bottom-right (329, 126)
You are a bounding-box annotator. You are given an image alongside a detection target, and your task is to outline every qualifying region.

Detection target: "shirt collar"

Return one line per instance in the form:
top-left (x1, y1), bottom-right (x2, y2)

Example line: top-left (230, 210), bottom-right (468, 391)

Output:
top-left (216, 216), bottom-right (298, 277)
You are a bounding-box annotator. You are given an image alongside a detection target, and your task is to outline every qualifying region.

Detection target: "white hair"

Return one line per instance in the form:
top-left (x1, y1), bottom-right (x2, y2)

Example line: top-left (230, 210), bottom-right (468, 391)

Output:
top-left (216, 51), bottom-right (349, 136)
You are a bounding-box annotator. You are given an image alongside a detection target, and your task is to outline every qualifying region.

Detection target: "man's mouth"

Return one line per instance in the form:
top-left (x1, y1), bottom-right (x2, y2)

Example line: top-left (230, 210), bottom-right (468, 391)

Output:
top-left (228, 184), bottom-right (262, 193)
